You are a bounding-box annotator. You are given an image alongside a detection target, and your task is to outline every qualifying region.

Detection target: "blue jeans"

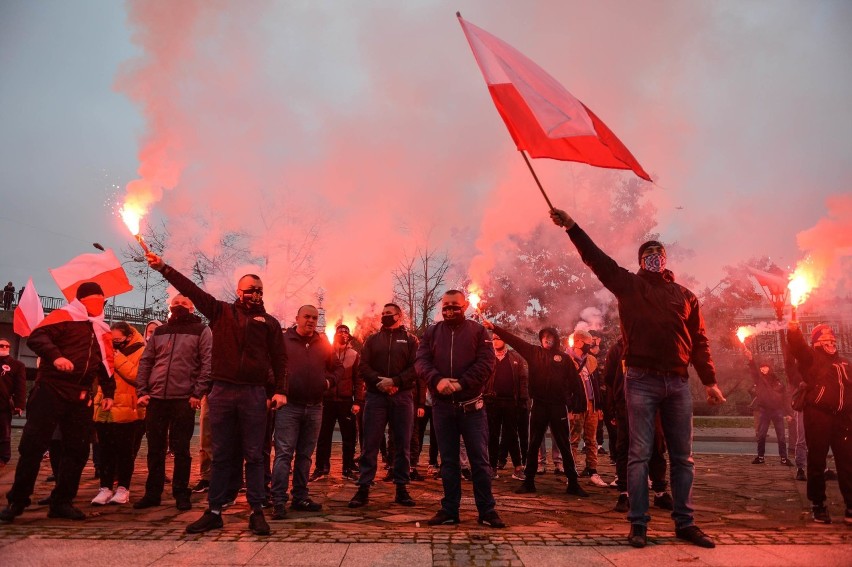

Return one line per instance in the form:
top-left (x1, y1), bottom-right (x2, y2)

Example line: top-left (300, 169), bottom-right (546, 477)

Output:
top-left (625, 368), bottom-right (695, 529)
top-left (756, 406), bottom-right (787, 458)
top-left (431, 399), bottom-right (496, 516)
top-left (272, 402), bottom-right (322, 505)
top-left (794, 410), bottom-right (808, 469)
top-left (358, 390), bottom-right (415, 486)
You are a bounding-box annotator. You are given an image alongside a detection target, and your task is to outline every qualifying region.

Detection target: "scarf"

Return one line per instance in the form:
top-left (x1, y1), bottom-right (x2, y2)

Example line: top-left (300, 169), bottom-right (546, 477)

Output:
top-left (35, 298), bottom-right (114, 376)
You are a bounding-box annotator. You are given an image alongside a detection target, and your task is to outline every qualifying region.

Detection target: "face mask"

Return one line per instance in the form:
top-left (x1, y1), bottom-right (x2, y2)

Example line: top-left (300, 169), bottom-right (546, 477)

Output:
top-left (80, 296), bottom-right (104, 317)
top-left (441, 305), bottom-right (465, 325)
top-left (170, 305), bottom-right (190, 319)
top-left (113, 339), bottom-right (128, 349)
top-left (381, 314), bottom-right (397, 328)
top-left (641, 252), bottom-right (667, 273)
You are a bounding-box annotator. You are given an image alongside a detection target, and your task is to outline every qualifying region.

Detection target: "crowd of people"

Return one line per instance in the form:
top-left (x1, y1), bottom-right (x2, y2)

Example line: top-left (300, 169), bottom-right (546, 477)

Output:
top-left (0, 208), bottom-right (849, 547)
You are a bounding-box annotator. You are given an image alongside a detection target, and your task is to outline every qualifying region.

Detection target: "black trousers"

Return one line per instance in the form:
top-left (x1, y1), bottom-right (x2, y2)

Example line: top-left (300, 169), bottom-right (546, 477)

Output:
top-left (315, 399), bottom-right (357, 473)
top-left (523, 401), bottom-right (578, 483)
top-left (144, 398), bottom-right (196, 499)
top-left (95, 421), bottom-right (138, 490)
top-left (487, 398), bottom-right (522, 468)
top-left (7, 383), bottom-right (91, 507)
top-left (413, 406), bottom-right (438, 467)
top-left (615, 404), bottom-right (667, 492)
top-left (804, 406), bottom-right (852, 508)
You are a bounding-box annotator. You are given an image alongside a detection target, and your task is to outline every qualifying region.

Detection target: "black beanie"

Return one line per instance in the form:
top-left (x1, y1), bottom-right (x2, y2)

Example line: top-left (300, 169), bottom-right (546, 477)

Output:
top-left (76, 282), bottom-right (104, 299)
top-left (538, 327), bottom-right (560, 343)
top-left (638, 240), bottom-right (665, 263)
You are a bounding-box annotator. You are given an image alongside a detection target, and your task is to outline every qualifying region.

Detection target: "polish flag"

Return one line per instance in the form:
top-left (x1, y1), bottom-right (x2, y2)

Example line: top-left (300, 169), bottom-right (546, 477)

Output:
top-left (13, 278), bottom-right (45, 337)
top-left (49, 249), bottom-right (133, 301)
top-left (458, 14), bottom-right (651, 181)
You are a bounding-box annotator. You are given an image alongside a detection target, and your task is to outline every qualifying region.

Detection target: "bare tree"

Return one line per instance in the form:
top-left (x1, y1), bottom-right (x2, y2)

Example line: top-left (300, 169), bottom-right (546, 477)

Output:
top-left (392, 247), bottom-right (451, 336)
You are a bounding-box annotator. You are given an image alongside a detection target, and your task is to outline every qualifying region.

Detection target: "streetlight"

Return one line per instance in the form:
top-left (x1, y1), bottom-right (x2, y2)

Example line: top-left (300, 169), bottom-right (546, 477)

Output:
top-left (746, 265), bottom-right (789, 322)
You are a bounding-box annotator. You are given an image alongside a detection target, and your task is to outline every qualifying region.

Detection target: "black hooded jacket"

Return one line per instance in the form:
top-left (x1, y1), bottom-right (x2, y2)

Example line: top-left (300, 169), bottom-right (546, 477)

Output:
top-left (788, 327), bottom-right (851, 415)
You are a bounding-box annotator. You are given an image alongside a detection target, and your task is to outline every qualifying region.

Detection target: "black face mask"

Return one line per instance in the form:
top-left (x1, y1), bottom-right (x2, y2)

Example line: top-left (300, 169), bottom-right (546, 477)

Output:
top-left (170, 305), bottom-right (190, 319)
top-left (112, 339), bottom-right (128, 350)
top-left (381, 314), bottom-right (397, 328)
top-left (442, 306), bottom-right (465, 326)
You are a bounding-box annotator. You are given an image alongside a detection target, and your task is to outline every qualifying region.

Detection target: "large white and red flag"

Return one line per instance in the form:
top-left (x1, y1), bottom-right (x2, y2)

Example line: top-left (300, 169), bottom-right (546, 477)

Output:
top-left (49, 249), bottom-right (133, 302)
top-left (458, 14), bottom-right (651, 181)
top-left (13, 278), bottom-right (45, 337)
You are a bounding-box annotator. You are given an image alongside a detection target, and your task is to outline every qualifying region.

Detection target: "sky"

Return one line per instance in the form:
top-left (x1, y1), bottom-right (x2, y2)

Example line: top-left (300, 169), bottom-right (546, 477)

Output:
top-left (1, 0), bottom-right (851, 326)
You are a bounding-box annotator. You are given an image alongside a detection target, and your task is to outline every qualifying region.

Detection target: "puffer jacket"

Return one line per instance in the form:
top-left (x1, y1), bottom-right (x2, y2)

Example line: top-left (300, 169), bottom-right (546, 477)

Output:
top-left (788, 327), bottom-right (851, 415)
top-left (137, 312), bottom-right (212, 400)
top-left (94, 328), bottom-right (145, 423)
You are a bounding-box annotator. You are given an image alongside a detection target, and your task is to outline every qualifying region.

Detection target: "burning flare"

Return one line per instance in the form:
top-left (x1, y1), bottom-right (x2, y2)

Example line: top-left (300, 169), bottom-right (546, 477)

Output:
top-left (736, 326), bottom-right (753, 344)
top-left (467, 283), bottom-right (483, 314)
top-left (119, 201), bottom-right (150, 254)
top-left (788, 259), bottom-right (819, 307)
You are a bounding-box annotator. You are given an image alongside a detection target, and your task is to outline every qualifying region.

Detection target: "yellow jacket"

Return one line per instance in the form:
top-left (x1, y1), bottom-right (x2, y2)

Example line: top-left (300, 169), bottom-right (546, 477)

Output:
top-left (94, 327), bottom-right (145, 423)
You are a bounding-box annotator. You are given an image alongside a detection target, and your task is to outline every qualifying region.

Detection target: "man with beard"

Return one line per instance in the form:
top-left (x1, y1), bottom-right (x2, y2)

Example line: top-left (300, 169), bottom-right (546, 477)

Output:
top-left (348, 304), bottom-right (418, 508)
top-left (134, 294), bottom-right (213, 511)
top-left (787, 322), bottom-right (851, 525)
top-left (143, 254), bottom-right (286, 536)
top-left (550, 209), bottom-right (725, 549)
top-left (416, 290), bottom-right (504, 528)
top-left (0, 337), bottom-right (26, 470)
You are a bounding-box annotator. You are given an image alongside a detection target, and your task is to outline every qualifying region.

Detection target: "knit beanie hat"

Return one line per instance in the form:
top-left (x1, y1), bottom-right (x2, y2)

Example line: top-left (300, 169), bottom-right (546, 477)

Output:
top-left (76, 282), bottom-right (104, 299)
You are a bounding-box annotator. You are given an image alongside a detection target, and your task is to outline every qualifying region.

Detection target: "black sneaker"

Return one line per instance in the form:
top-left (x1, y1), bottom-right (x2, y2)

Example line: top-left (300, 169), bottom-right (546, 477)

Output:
top-left (185, 509), bottom-right (224, 534)
top-left (598, 446), bottom-right (608, 455)
top-left (381, 469), bottom-right (394, 482)
top-left (825, 469), bottom-right (838, 481)
top-left (461, 468), bottom-right (472, 481)
top-left (192, 480), bottom-right (210, 493)
top-left (348, 486), bottom-right (370, 508)
top-left (675, 525), bottom-right (715, 548)
top-left (342, 469), bottom-right (360, 481)
top-left (796, 468), bottom-right (807, 481)
top-left (614, 494), bottom-right (629, 513)
top-left (514, 482), bottom-right (536, 494)
top-left (780, 457), bottom-right (793, 466)
top-left (308, 470), bottom-right (328, 483)
top-left (272, 503), bottom-right (287, 520)
top-left (579, 467), bottom-right (593, 477)
top-left (752, 456), bottom-right (765, 464)
top-left (813, 504), bottom-right (832, 524)
top-left (477, 510), bottom-right (506, 528)
top-left (291, 498), bottom-right (322, 512)
top-left (249, 510), bottom-right (270, 536)
top-left (395, 485), bottom-right (415, 507)
top-left (427, 509), bottom-right (460, 526)
top-left (654, 492), bottom-right (674, 510)
top-left (845, 509), bottom-right (851, 525)
top-left (48, 503), bottom-right (86, 520)
top-left (408, 468), bottom-right (422, 481)
top-left (176, 495), bottom-right (192, 511)
top-left (0, 503), bottom-right (25, 523)
top-left (133, 495), bottom-right (162, 509)
top-left (566, 480), bottom-right (589, 497)
top-left (628, 524), bottom-right (647, 548)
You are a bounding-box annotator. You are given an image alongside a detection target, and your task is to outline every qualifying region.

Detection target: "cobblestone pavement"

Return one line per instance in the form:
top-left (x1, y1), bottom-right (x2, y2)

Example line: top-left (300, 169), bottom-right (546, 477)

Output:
top-left (0, 430), bottom-right (849, 565)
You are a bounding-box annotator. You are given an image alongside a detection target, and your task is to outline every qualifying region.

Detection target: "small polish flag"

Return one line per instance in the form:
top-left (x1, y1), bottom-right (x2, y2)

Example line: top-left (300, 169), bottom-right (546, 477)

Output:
top-left (13, 278), bottom-right (45, 337)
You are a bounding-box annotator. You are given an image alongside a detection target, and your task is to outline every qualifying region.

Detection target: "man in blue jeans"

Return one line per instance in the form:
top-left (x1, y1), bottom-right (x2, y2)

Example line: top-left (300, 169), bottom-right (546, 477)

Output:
top-left (550, 209), bottom-right (726, 549)
top-left (271, 305), bottom-right (342, 520)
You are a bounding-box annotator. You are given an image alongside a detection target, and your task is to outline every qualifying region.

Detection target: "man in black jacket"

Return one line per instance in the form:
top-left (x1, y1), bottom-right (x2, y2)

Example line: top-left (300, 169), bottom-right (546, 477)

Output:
top-left (271, 305), bottom-right (342, 520)
top-left (743, 351), bottom-right (790, 466)
top-left (550, 209), bottom-right (725, 549)
top-left (145, 254), bottom-right (286, 536)
top-left (348, 303), bottom-right (419, 508)
top-left (484, 332), bottom-right (528, 481)
top-left (0, 338), bottom-right (27, 467)
top-left (1, 282), bottom-right (116, 522)
top-left (416, 290), bottom-right (504, 528)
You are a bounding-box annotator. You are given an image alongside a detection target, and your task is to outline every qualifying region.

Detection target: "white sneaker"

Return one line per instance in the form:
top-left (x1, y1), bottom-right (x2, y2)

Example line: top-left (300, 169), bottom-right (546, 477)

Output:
top-left (91, 487), bottom-right (113, 505)
top-left (589, 474), bottom-right (608, 487)
top-left (608, 476), bottom-right (619, 488)
top-left (109, 486), bottom-right (130, 504)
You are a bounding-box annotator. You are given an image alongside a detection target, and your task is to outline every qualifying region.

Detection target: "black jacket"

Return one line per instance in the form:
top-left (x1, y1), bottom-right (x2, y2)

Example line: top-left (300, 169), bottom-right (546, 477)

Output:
top-left (360, 326), bottom-right (419, 395)
top-left (747, 361), bottom-right (785, 411)
top-left (566, 224), bottom-right (716, 385)
top-left (788, 327), bottom-right (850, 415)
top-left (416, 319), bottom-right (495, 403)
top-left (603, 339), bottom-right (626, 415)
top-left (326, 346), bottom-right (363, 403)
top-left (483, 349), bottom-right (529, 404)
top-left (282, 328), bottom-right (342, 405)
top-left (0, 355), bottom-right (27, 412)
top-left (491, 325), bottom-right (583, 410)
top-left (159, 265), bottom-right (287, 394)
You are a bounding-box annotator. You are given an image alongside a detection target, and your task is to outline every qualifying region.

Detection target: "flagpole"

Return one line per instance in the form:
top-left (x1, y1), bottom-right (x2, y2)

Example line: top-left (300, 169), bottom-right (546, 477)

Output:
top-left (519, 151), bottom-right (555, 211)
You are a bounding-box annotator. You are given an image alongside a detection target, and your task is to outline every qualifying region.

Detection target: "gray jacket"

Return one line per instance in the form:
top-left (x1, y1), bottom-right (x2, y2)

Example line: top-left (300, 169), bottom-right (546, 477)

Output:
top-left (137, 314), bottom-right (213, 400)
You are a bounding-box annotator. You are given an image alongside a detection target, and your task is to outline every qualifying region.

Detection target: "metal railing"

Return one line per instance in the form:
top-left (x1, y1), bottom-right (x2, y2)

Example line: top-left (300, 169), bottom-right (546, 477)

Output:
top-left (3, 294), bottom-right (169, 325)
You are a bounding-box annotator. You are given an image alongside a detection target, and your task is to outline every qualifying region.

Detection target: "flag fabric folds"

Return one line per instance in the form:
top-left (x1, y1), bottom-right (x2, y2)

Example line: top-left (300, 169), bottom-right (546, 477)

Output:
top-left (13, 278), bottom-right (45, 337)
top-left (49, 249), bottom-right (133, 302)
top-left (457, 15), bottom-right (651, 181)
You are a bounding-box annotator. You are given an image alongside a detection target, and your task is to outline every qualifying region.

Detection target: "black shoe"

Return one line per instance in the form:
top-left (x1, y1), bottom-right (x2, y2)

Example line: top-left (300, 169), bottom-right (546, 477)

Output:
top-left (497, 461), bottom-right (507, 470)
top-left (395, 485), bottom-right (415, 507)
top-left (614, 494), bottom-right (629, 513)
top-left (628, 524), bottom-right (647, 548)
top-left (477, 510), bottom-right (506, 528)
top-left (133, 495), bottom-right (162, 509)
top-left (796, 468), bottom-right (807, 481)
top-left (0, 503), bottom-right (25, 523)
top-left (514, 482), bottom-right (536, 494)
top-left (780, 457), bottom-right (793, 466)
top-left (579, 467), bottom-right (592, 477)
top-left (342, 469), bottom-right (360, 481)
top-left (654, 492), bottom-right (674, 510)
top-left (92, 468), bottom-right (100, 480)
top-left (46, 474), bottom-right (56, 482)
top-left (598, 446), bottom-right (608, 455)
top-left (249, 510), bottom-right (270, 536)
top-left (752, 456), bottom-right (765, 464)
top-left (268, 503), bottom-right (286, 520)
top-left (675, 525), bottom-right (715, 548)
top-left (185, 510), bottom-right (224, 534)
top-left (176, 496), bottom-right (192, 511)
top-left (291, 498), bottom-right (322, 512)
top-left (567, 480), bottom-right (589, 497)
top-left (48, 503), bottom-right (86, 520)
top-left (427, 509), bottom-right (460, 526)
top-left (381, 469), bottom-right (394, 482)
top-left (348, 486), bottom-right (370, 508)
top-left (308, 470), bottom-right (328, 483)
top-left (461, 468), bottom-right (472, 481)
top-left (813, 504), bottom-right (832, 524)
top-left (825, 469), bottom-right (838, 481)
top-left (192, 480), bottom-right (210, 493)
top-left (409, 468), bottom-right (422, 481)
top-left (37, 495), bottom-right (52, 506)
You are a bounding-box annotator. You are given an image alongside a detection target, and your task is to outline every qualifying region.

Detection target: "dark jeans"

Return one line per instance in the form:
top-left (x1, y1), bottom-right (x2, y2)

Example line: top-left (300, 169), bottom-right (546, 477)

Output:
top-left (756, 406), bottom-right (788, 458)
top-left (144, 398), bottom-right (196, 499)
top-left (501, 405), bottom-right (529, 466)
top-left (7, 383), bottom-right (91, 507)
top-left (524, 401), bottom-right (578, 482)
top-left (206, 382), bottom-right (268, 510)
top-left (413, 405), bottom-right (438, 467)
top-left (94, 421), bottom-right (137, 489)
top-left (625, 368), bottom-right (695, 529)
top-left (431, 399), bottom-right (496, 516)
top-left (315, 400), bottom-right (357, 473)
top-left (272, 402), bottom-right (322, 504)
top-left (359, 390), bottom-right (414, 486)
top-left (803, 406), bottom-right (852, 508)
top-left (486, 398), bottom-right (521, 468)
top-left (615, 405), bottom-right (667, 493)
top-left (0, 409), bottom-right (12, 464)
top-left (602, 412), bottom-right (617, 454)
